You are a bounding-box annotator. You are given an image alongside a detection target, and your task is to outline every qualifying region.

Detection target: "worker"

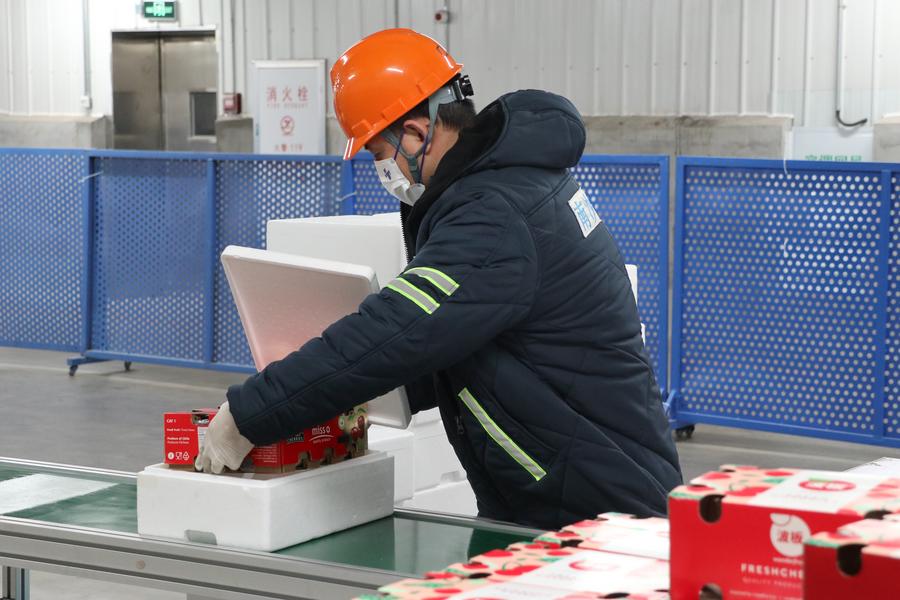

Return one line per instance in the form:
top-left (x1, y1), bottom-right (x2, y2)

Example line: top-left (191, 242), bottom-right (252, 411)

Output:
top-left (197, 28), bottom-right (682, 529)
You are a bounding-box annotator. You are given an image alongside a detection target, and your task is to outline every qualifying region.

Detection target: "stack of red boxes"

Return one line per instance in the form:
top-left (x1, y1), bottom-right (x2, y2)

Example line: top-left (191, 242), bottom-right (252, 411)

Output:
top-left (668, 465), bottom-right (900, 600)
top-left (163, 406), bottom-right (368, 473)
top-left (358, 512), bottom-right (671, 599)
top-left (357, 465), bottom-right (900, 600)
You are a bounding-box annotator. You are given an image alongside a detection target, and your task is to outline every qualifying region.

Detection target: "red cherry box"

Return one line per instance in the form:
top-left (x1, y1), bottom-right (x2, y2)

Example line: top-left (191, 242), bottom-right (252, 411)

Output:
top-left (803, 516), bottom-right (900, 600)
top-left (373, 574), bottom-right (491, 599)
top-left (445, 545), bottom-right (577, 581)
top-left (534, 512), bottom-right (669, 561)
top-left (689, 466), bottom-right (802, 494)
top-left (669, 467), bottom-right (900, 600)
top-left (447, 550), bottom-right (669, 599)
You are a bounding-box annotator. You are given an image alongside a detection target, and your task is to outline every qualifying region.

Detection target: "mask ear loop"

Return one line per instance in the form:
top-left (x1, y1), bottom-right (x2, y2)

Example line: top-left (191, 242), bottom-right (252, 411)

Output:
top-left (382, 82), bottom-right (460, 183)
top-left (392, 131), bottom-right (403, 161)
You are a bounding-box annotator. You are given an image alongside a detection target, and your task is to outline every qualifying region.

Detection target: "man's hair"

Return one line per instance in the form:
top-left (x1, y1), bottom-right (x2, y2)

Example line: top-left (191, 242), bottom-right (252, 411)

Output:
top-left (389, 98), bottom-right (476, 134)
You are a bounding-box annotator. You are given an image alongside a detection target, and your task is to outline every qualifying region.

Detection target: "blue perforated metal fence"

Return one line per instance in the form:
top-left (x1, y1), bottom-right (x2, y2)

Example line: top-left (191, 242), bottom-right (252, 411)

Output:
top-left (80, 151), bottom-right (342, 372)
top-left (671, 157), bottom-right (899, 447)
top-left (2, 149), bottom-right (667, 391)
top-left (0, 149), bottom-right (88, 352)
top-left (213, 157), bottom-right (342, 368)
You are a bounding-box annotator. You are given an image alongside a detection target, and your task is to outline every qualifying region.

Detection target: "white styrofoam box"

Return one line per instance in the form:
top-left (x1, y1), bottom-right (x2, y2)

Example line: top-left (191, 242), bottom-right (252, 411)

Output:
top-left (413, 407), bottom-right (442, 426)
top-left (400, 479), bottom-right (477, 516)
top-left (137, 451), bottom-right (394, 552)
top-left (625, 263), bottom-right (638, 305)
top-left (848, 457), bottom-right (900, 476)
top-left (367, 424), bottom-right (415, 502)
top-left (413, 420), bottom-right (467, 491)
top-left (266, 213), bottom-right (406, 289)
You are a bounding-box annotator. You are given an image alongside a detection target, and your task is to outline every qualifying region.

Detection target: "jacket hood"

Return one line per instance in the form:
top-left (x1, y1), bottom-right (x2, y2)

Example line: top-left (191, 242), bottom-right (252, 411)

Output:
top-left (469, 89), bottom-right (586, 173)
top-left (403, 90), bottom-right (586, 255)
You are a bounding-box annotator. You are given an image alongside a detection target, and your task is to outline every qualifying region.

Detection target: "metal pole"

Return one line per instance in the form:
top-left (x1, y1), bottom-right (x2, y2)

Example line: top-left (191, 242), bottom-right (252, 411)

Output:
top-left (1, 566), bottom-right (29, 600)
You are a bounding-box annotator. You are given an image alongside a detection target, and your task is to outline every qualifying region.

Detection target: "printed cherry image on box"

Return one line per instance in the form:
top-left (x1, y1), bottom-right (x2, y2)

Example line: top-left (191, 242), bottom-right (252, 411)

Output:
top-left (669, 466), bottom-right (900, 600)
top-left (163, 406), bottom-right (368, 473)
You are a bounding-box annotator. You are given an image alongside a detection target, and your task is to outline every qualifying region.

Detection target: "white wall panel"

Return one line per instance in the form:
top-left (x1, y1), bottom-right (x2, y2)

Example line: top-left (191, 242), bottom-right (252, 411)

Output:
top-left (533, 0), bottom-right (567, 99)
top-left (0, 2), bottom-right (10, 113)
top-left (507, 0), bottom-right (540, 110)
top-left (4, 0), bottom-right (900, 132)
top-left (268, 0), bottom-right (293, 60)
top-left (875, 0), bottom-right (900, 118)
top-left (9, 0), bottom-right (28, 113)
top-left (773, 0), bottom-right (805, 122)
top-left (681, 0), bottom-right (711, 114)
top-left (841, 0), bottom-right (875, 125)
top-left (399, 0), bottom-right (446, 48)
top-left (806, 0), bottom-right (838, 127)
top-left (26, 0), bottom-right (51, 114)
top-left (50, 0), bottom-right (83, 114)
top-left (594, 0), bottom-right (623, 114)
top-left (711, 0), bottom-right (741, 114)
top-left (200, 0), bottom-right (222, 28)
top-left (623, 0), bottom-right (652, 115)
top-left (565, 0), bottom-right (596, 113)
top-left (651, 0), bottom-right (680, 115)
top-left (178, 0), bottom-right (203, 26)
top-left (743, 0), bottom-right (773, 114)
top-left (290, 0), bottom-right (315, 58)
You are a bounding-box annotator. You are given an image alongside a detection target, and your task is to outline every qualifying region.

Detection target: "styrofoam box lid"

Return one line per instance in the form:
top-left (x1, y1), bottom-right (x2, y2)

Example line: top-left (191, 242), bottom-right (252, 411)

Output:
top-left (266, 214), bottom-right (405, 289)
top-left (221, 245), bottom-right (410, 428)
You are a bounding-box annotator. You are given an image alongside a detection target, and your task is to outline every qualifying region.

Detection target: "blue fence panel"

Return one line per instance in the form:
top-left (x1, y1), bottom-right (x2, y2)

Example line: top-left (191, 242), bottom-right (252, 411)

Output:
top-left (886, 175), bottom-right (900, 441)
top-left (91, 156), bottom-right (210, 362)
top-left (213, 156), bottom-right (342, 369)
top-left (672, 157), bottom-right (897, 447)
top-left (1, 149), bottom-right (667, 388)
top-left (572, 157), bottom-right (669, 391)
top-left (0, 149), bottom-right (87, 352)
top-left (350, 153), bottom-right (399, 215)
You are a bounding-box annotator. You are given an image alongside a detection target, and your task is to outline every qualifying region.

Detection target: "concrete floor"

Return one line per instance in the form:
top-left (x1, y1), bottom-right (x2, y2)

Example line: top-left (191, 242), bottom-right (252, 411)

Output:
top-left (1, 346), bottom-right (899, 599)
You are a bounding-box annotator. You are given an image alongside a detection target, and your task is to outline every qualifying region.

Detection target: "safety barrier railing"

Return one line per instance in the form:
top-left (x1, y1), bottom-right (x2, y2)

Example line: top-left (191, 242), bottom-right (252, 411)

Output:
top-left (670, 157), bottom-right (900, 448)
top-left (0, 149), bottom-right (669, 393)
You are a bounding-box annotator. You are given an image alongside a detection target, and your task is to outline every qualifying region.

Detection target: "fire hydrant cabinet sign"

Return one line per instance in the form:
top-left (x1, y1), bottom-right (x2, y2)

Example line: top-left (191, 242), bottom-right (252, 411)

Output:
top-left (252, 60), bottom-right (326, 155)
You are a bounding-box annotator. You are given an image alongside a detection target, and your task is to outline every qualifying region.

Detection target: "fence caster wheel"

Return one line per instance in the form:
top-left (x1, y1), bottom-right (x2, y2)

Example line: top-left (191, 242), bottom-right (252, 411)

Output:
top-left (675, 425), bottom-right (695, 440)
top-left (69, 365), bottom-right (78, 377)
top-left (124, 361), bottom-right (132, 372)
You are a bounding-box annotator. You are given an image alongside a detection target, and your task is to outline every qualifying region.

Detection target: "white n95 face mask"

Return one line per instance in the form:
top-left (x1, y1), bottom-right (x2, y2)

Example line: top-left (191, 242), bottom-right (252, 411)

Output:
top-left (374, 158), bottom-right (425, 206)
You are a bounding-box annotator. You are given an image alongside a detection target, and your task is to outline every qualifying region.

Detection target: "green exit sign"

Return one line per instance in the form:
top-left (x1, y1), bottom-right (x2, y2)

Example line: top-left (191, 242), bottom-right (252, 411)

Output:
top-left (143, 1), bottom-right (176, 20)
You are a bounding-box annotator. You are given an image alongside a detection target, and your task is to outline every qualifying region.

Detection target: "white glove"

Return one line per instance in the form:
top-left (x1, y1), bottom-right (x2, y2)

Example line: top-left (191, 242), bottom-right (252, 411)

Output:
top-left (194, 402), bottom-right (254, 474)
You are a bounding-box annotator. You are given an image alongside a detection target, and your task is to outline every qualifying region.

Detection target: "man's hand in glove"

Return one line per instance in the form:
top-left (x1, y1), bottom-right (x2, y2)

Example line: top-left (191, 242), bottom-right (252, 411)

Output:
top-left (194, 401), bottom-right (254, 474)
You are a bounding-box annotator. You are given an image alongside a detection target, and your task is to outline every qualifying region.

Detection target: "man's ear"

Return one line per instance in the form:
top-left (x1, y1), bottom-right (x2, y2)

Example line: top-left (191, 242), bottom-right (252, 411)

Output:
top-left (402, 118), bottom-right (431, 152)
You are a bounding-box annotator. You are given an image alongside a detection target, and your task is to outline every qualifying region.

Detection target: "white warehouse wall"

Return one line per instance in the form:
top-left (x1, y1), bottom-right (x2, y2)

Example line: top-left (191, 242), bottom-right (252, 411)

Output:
top-left (0, 0), bottom-right (898, 150)
top-left (448, 0), bottom-right (899, 127)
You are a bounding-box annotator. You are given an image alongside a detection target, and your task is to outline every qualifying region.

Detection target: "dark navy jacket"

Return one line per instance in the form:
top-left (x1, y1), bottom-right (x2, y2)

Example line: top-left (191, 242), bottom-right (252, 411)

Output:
top-left (228, 90), bottom-right (682, 530)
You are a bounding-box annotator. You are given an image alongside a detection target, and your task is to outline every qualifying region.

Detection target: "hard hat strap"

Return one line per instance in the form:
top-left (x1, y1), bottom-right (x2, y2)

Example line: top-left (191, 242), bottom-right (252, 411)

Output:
top-left (381, 79), bottom-right (470, 183)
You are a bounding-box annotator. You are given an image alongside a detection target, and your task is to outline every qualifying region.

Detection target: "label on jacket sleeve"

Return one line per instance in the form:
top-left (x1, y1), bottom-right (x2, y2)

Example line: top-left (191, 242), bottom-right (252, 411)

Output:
top-left (568, 189), bottom-right (602, 238)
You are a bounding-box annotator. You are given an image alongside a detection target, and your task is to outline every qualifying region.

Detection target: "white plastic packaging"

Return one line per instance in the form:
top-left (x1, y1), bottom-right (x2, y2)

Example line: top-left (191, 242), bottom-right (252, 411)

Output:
top-left (137, 451), bottom-right (394, 552)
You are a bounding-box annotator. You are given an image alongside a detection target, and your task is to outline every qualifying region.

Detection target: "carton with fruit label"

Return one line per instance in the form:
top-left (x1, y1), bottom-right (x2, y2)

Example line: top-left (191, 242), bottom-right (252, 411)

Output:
top-left (669, 467), bottom-right (900, 600)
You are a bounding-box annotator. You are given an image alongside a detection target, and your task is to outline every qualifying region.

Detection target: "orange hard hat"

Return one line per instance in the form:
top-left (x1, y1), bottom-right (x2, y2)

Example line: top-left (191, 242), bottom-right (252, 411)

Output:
top-left (331, 29), bottom-right (463, 160)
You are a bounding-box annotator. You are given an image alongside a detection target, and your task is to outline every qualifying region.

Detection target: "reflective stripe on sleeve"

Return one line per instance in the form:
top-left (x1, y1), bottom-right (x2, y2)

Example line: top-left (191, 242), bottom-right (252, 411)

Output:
top-left (385, 277), bottom-right (440, 315)
top-left (458, 388), bottom-right (547, 481)
top-left (404, 266), bottom-right (460, 296)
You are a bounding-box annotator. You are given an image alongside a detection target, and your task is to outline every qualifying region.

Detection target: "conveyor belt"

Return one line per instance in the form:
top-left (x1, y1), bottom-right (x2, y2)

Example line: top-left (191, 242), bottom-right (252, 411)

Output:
top-left (0, 458), bottom-right (540, 599)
